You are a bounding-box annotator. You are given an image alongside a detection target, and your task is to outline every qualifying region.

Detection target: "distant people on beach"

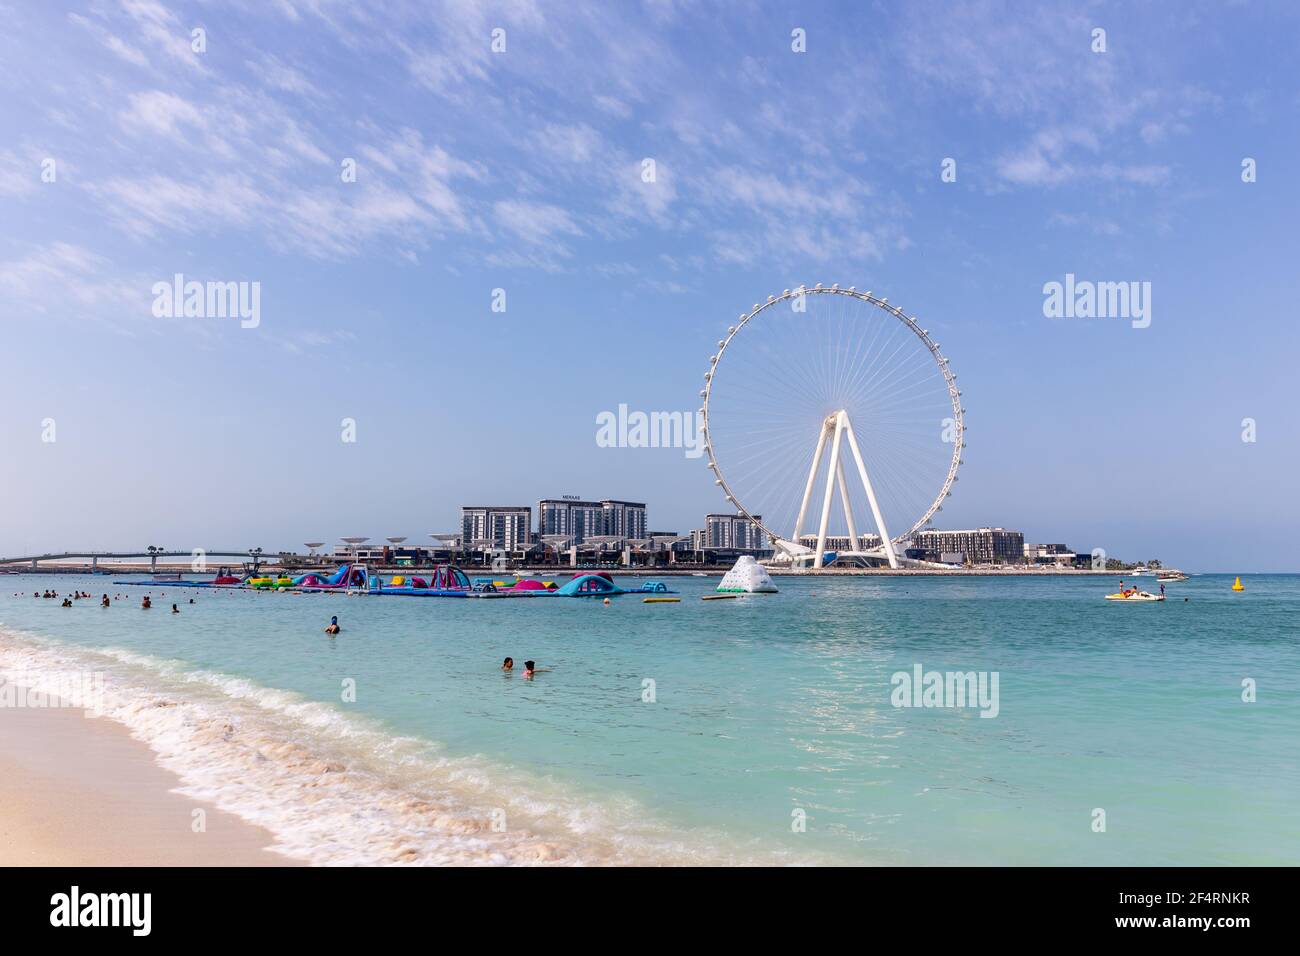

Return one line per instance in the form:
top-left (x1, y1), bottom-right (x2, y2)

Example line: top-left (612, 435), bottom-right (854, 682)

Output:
top-left (325, 615), bottom-right (340, 634)
top-left (502, 657), bottom-right (514, 671)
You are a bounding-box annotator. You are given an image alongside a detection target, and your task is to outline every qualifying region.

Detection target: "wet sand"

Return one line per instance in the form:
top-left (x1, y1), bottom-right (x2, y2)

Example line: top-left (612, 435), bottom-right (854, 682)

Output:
top-left (0, 697), bottom-right (296, 866)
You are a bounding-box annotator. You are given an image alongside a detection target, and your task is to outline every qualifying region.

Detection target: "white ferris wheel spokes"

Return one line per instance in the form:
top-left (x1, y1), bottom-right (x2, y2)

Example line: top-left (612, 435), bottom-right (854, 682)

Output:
top-left (700, 284), bottom-right (964, 569)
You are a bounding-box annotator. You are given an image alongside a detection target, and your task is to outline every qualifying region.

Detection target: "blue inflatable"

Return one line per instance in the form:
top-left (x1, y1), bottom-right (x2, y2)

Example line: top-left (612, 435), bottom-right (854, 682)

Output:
top-left (554, 575), bottom-right (675, 597)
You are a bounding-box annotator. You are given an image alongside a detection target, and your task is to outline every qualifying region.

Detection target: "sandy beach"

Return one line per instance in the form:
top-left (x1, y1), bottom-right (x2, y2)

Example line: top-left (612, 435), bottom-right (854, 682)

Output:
top-left (0, 696), bottom-right (293, 866)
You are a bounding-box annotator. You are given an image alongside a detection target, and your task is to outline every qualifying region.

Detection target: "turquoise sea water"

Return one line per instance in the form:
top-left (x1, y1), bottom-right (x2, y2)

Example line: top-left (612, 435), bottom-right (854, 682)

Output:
top-left (1, 572), bottom-right (1297, 865)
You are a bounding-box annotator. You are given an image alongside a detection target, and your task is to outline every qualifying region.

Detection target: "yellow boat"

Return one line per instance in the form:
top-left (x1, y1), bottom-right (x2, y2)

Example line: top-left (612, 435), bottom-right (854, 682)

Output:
top-left (643, 597), bottom-right (680, 603)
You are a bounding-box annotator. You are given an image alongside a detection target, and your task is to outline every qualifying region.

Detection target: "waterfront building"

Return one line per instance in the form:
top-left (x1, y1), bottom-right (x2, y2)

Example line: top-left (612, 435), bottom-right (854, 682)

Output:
top-left (325, 544), bottom-right (446, 567)
top-left (795, 533), bottom-right (882, 552)
top-left (537, 498), bottom-right (646, 544)
top-left (461, 506), bottom-right (532, 551)
top-left (537, 498), bottom-right (604, 545)
top-left (1024, 543), bottom-right (1077, 567)
top-left (333, 544), bottom-right (389, 562)
top-left (911, 528), bottom-right (1025, 565)
top-left (648, 532), bottom-right (693, 554)
top-left (706, 513), bottom-right (768, 551)
top-left (602, 500), bottom-right (648, 540)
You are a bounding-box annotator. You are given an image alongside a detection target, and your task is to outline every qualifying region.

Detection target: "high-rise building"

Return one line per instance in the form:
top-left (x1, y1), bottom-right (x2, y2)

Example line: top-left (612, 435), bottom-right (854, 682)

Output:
top-left (601, 500), bottom-right (647, 540)
top-left (537, 498), bottom-right (604, 545)
top-left (461, 506), bottom-right (532, 551)
top-left (537, 498), bottom-right (647, 544)
top-left (705, 513), bottom-right (767, 551)
top-left (911, 528), bottom-right (1025, 565)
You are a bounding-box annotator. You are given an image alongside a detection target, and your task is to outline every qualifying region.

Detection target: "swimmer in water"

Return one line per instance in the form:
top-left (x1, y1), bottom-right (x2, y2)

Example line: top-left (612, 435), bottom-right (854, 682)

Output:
top-left (325, 615), bottom-right (340, 635)
top-left (101, 594), bottom-right (110, 608)
top-left (172, 604), bottom-right (179, 613)
top-left (502, 656), bottom-right (514, 671)
top-left (142, 596), bottom-right (152, 609)
top-left (522, 660), bottom-right (551, 679)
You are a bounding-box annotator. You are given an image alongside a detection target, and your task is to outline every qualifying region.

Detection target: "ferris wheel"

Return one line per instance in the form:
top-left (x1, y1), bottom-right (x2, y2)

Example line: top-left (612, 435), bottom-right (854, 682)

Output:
top-left (700, 284), bottom-right (964, 569)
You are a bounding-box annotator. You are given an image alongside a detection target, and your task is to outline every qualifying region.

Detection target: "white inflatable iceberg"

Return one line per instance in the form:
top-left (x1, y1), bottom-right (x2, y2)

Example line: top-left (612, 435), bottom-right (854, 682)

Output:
top-left (716, 555), bottom-right (778, 593)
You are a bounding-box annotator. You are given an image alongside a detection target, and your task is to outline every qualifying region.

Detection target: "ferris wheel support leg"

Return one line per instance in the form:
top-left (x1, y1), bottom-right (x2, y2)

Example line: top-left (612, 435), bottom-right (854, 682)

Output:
top-left (792, 422), bottom-right (830, 545)
top-left (836, 455), bottom-right (861, 551)
top-left (813, 415), bottom-right (846, 569)
top-left (842, 415), bottom-right (900, 569)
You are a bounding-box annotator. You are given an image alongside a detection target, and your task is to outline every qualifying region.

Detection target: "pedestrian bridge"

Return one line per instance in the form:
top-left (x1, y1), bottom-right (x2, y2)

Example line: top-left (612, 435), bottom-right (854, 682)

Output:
top-left (0, 550), bottom-right (271, 571)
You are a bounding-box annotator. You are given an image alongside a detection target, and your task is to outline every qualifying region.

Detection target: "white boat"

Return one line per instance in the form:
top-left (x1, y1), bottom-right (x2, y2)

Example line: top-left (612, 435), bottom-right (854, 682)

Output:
top-left (1105, 590), bottom-right (1165, 602)
top-left (1156, 571), bottom-right (1189, 583)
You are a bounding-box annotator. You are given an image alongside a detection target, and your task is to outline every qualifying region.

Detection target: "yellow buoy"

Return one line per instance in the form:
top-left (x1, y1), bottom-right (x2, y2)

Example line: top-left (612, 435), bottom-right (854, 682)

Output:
top-left (1231, 576), bottom-right (1245, 592)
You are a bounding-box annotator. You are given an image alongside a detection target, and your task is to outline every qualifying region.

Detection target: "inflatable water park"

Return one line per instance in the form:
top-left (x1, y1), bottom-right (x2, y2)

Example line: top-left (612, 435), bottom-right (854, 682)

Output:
top-left (114, 565), bottom-right (678, 599)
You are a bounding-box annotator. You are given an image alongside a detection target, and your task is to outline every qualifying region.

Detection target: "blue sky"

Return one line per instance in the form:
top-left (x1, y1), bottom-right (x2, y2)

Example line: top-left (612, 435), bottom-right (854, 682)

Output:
top-left (1, 0), bottom-right (1297, 570)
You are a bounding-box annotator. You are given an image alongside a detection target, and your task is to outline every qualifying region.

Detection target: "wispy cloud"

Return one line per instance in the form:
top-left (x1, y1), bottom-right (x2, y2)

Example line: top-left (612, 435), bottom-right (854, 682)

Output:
top-left (120, 0), bottom-right (208, 72)
top-left (899, 1), bottom-right (1202, 191)
top-left (119, 90), bottom-right (203, 137)
top-left (996, 127), bottom-right (1169, 187)
top-left (91, 173), bottom-right (264, 237)
top-left (0, 242), bottom-right (149, 326)
top-left (0, 149), bottom-right (41, 198)
top-left (493, 199), bottom-right (582, 245)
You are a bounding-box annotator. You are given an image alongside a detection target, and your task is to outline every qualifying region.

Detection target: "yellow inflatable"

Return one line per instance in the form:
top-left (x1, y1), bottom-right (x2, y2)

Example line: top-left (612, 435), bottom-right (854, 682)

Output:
top-left (249, 576), bottom-right (294, 589)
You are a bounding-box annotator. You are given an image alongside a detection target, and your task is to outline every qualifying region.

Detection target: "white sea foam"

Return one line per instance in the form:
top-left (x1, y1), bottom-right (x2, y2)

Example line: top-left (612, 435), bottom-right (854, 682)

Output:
top-left (0, 625), bottom-right (810, 866)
